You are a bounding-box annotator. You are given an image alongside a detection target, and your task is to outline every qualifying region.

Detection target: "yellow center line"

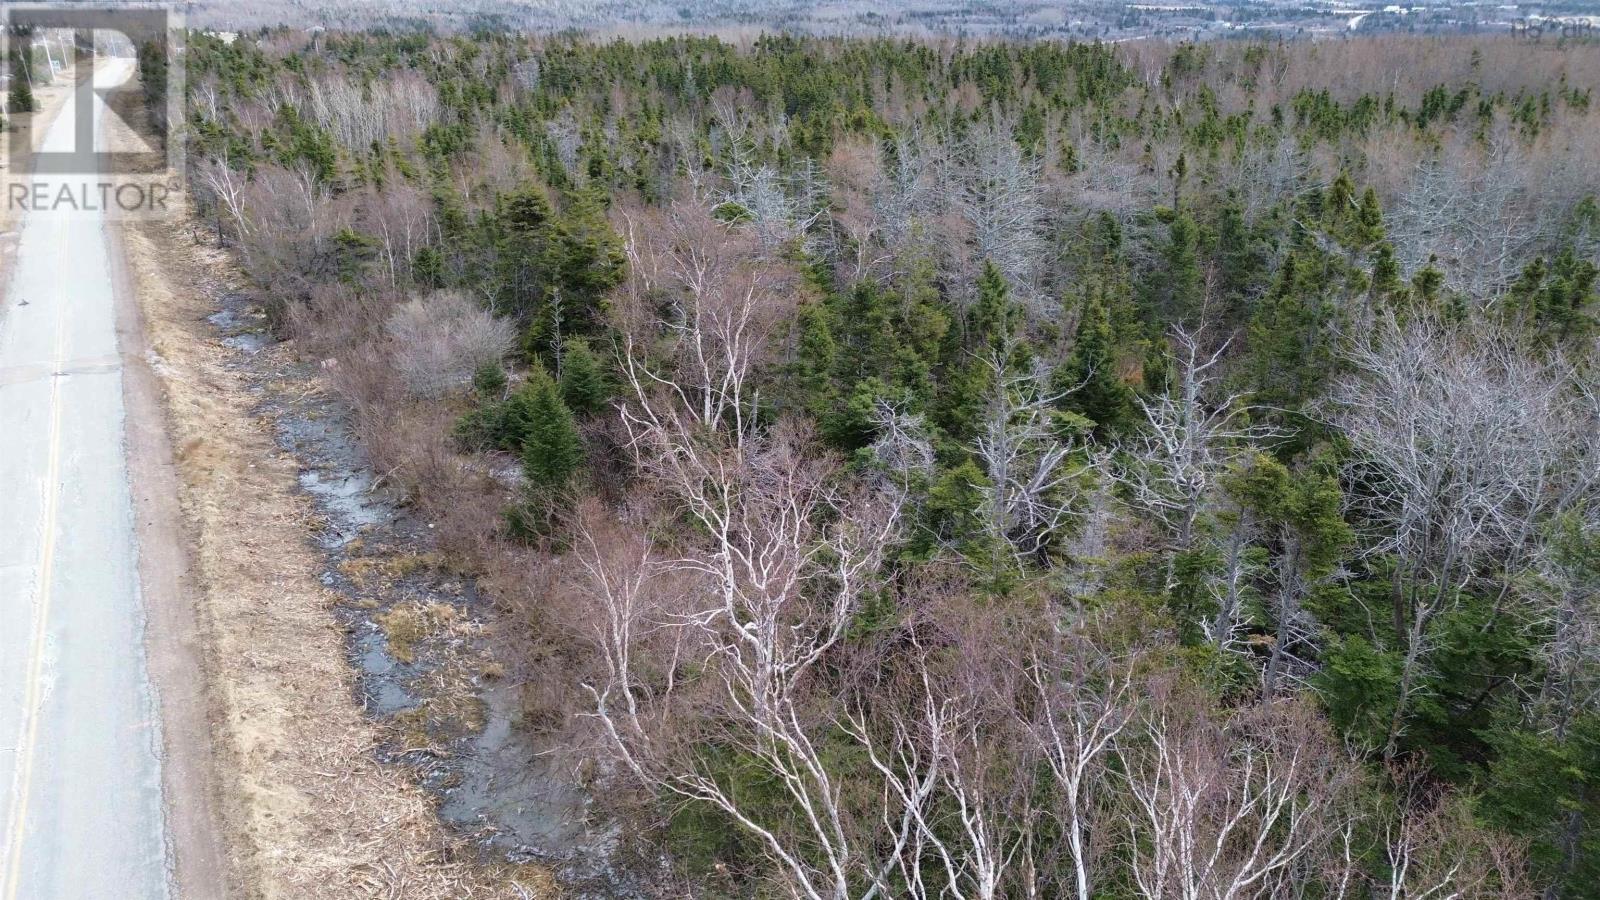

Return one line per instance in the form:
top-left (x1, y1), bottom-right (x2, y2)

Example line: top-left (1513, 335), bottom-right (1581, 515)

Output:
top-left (0, 268), bottom-right (69, 900)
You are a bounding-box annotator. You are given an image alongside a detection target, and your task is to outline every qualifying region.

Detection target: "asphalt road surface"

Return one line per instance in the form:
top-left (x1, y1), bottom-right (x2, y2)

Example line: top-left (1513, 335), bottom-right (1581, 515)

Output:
top-left (0, 58), bottom-right (171, 899)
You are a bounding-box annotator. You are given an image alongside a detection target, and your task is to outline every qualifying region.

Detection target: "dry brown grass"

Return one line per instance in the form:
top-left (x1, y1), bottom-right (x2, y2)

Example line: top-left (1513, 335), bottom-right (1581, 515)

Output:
top-left (119, 220), bottom-right (551, 899)
top-left (376, 601), bottom-right (459, 664)
top-left (338, 551), bottom-right (443, 588)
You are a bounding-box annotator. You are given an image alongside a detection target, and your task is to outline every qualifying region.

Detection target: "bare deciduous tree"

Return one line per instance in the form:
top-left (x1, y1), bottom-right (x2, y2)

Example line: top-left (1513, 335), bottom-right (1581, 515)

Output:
top-left (1369, 766), bottom-right (1536, 900)
top-left (583, 202), bottom-right (912, 900)
top-left (1122, 690), bottom-right (1358, 900)
top-left (308, 70), bottom-right (439, 150)
top-left (613, 202), bottom-right (797, 442)
top-left (959, 117), bottom-right (1047, 311)
top-left (1333, 311), bottom-right (1599, 758)
top-left (363, 178), bottom-right (437, 289)
top-left (193, 150), bottom-right (251, 244)
top-left (971, 353), bottom-right (1087, 568)
top-left (1024, 620), bottom-right (1139, 900)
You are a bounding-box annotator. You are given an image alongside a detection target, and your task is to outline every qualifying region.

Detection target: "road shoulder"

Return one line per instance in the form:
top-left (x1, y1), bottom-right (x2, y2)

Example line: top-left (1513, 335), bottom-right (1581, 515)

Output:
top-left (109, 217), bottom-right (237, 900)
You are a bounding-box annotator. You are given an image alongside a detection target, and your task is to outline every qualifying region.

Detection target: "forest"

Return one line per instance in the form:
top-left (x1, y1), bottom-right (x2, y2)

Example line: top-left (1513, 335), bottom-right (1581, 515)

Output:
top-left (183, 28), bottom-right (1600, 899)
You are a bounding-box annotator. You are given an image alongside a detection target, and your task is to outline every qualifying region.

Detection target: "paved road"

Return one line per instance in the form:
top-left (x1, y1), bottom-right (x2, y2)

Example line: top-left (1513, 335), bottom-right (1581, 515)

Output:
top-left (0, 58), bottom-right (171, 899)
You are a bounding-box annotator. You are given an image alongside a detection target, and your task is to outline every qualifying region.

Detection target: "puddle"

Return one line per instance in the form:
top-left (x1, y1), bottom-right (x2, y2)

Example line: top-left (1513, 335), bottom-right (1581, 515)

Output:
top-left (207, 297), bottom-right (272, 354)
top-left (356, 629), bottom-right (417, 716)
top-left (298, 468), bottom-right (390, 547)
top-left (440, 682), bottom-right (636, 889)
top-left (222, 331), bottom-right (273, 352)
top-left (442, 683), bottom-right (590, 845)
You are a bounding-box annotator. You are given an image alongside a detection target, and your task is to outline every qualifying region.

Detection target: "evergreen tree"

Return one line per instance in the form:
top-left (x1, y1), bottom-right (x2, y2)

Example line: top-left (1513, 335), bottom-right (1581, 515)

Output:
top-left (1539, 247), bottom-right (1599, 339)
top-left (509, 366), bottom-right (584, 487)
top-left (1481, 713), bottom-right (1600, 896)
top-left (1411, 261), bottom-right (1445, 307)
top-left (1352, 186), bottom-right (1386, 248)
top-left (1369, 241), bottom-right (1403, 301)
top-left (936, 262), bottom-right (1021, 440)
top-left (7, 80), bottom-right (37, 114)
top-left (1249, 251), bottom-right (1333, 411)
top-left (496, 185), bottom-right (559, 316)
top-left (473, 361), bottom-right (508, 398)
top-left (1324, 171), bottom-right (1356, 233)
top-left (969, 261), bottom-right (1019, 355)
top-left (559, 338), bottom-right (611, 416)
top-left (917, 460), bottom-right (994, 562)
top-left (1142, 208), bottom-right (1205, 325)
top-left (793, 300), bottom-right (839, 405)
top-left (1215, 198), bottom-right (1263, 327)
top-left (1224, 454), bottom-right (1352, 697)
top-left (1058, 287), bottom-right (1133, 436)
top-left (1507, 256), bottom-right (1549, 322)
top-left (552, 186), bottom-right (627, 316)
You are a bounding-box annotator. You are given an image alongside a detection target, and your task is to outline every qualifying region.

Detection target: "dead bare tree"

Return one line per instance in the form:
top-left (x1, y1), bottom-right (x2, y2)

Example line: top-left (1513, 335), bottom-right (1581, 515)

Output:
top-left (613, 202), bottom-right (796, 443)
top-left (873, 130), bottom-right (951, 277)
top-left (711, 96), bottom-right (828, 253)
top-left (577, 424), bottom-right (905, 900)
top-left (1113, 325), bottom-right (1283, 561)
top-left (1121, 689), bottom-right (1358, 900)
top-left (544, 105), bottom-right (584, 180)
top-left (1388, 125), bottom-right (1553, 299)
top-left (867, 399), bottom-right (937, 504)
top-left (1333, 311), bottom-right (1599, 759)
top-left (231, 161), bottom-right (352, 302)
top-left (853, 627), bottom-right (1030, 900)
top-left (958, 117), bottom-right (1047, 312)
top-left (971, 352), bottom-right (1088, 568)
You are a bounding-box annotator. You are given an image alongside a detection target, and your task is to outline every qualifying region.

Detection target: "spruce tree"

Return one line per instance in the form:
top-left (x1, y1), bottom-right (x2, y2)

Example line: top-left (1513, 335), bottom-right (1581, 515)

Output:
top-left (510, 366), bottom-right (583, 488)
top-left (1352, 186), bottom-right (1386, 248)
top-left (559, 338), bottom-right (611, 416)
top-left (1249, 251), bottom-right (1333, 411)
top-left (1058, 287), bottom-right (1133, 436)
top-left (1369, 242), bottom-right (1403, 301)
top-left (937, 261), bottom-right (1019, 440)
top-left (552, 187), bottom-right (626, 316)
top-left (970, 261), bottom-right (1018, 355)
top-left (1216, 198), bottom-right (1263, 327)
top-left (496, 185), bottom-right (558, 317)
top-left (7, 80), bottom-right (37, 114)
top-left (1540, 247), bottom-right (1599, 339)
top-left (1324, 171), bottom-right (1356, 232)
top-left (793, 300), bottom-right (839, 413)
top-left (1143, 209), bottom-right (1204, 325)
top-left (1411, 262), bottom-right (1445, 307)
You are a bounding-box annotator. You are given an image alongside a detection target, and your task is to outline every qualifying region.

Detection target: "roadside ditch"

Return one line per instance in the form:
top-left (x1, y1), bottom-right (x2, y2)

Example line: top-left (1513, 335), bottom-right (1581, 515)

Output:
top-left (206, 290), bottom-right (649, 898)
